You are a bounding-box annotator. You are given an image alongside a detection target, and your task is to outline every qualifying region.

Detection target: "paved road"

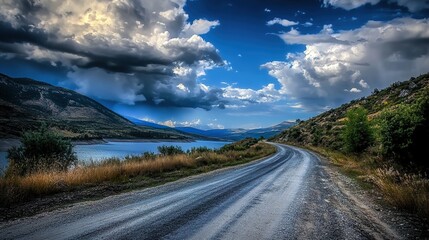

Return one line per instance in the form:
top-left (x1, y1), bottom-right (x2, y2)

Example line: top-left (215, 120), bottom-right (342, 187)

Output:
top-left (0, 143), bottom-right (398, 240)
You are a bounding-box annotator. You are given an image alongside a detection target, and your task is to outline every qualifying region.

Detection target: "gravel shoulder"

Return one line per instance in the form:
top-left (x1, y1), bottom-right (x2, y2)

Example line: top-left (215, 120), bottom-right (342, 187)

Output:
top-left (307, 150), bottom-right (429, 239)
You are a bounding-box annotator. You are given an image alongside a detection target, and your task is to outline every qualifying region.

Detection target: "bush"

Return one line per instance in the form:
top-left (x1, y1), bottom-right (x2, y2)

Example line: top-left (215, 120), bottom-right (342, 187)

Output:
top-left (157, 145), bottom-right (184, 156)
top-left (378, 95), bottom-right (429, 166)
top-left (342, 107), bottom-right (373, 153)
top-left (188, 146), bottom-right (212, 154)
top-left (7, 124), bottom-right (77, 176)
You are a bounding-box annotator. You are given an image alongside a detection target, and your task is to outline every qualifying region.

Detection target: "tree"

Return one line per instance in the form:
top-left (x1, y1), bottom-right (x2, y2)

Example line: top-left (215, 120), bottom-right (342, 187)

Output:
top-left (342, 107), bottom-right (373, 153)
top-left (7, 124), bottom-right (77, 176)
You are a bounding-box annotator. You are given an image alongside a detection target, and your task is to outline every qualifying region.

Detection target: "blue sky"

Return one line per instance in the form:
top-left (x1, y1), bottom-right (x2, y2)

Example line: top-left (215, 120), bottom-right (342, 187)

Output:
top-left (0, 0), bottom-right (428, 129)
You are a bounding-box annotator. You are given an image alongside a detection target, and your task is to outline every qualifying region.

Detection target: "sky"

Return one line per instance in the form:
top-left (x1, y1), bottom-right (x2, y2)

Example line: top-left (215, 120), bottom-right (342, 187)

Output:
top-left (0, 0), bottom-right (428, 129)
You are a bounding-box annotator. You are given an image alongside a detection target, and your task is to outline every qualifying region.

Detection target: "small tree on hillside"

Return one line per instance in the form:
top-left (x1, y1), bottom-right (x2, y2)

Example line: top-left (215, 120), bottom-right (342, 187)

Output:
top-left (7, 124), bottom-right (77, 176)
top-left (342, 107), bottom-right (373, 153)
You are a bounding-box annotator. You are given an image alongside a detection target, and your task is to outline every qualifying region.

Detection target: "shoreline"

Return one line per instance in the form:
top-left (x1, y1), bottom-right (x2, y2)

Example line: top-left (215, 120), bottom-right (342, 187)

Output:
top-left (0, 138), bottom-right (227, 150)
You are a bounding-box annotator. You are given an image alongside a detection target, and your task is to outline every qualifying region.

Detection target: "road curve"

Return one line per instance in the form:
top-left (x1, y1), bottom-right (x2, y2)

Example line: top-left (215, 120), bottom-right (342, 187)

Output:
top-left (0, 143), bottom-right (397, 240)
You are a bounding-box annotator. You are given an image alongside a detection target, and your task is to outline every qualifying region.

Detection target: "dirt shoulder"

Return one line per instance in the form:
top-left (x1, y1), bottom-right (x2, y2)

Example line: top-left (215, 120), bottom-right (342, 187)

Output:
top-left (316, 152), bottom-right (429, 239)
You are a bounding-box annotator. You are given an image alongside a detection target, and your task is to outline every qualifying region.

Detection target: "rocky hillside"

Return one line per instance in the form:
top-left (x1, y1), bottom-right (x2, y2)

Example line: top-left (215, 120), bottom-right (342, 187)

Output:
top-left (0, 73), bottom-right (189, 140)
top-left (271, 73), bottom-right (429, 150)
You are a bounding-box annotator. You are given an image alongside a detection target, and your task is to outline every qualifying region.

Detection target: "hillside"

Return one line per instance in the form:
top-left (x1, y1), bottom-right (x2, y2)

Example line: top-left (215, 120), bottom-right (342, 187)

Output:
top-left (0, 73), bottom-right (190, 140)
top-left (271, 73), bottom-right (429, 150)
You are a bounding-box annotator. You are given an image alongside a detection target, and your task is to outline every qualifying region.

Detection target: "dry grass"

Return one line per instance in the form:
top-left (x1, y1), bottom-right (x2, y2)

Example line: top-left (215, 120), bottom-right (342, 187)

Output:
top-left (372, 168), bottom-right (429, 217)
top-left (305, 145), bottom-right (429, 219)
top-left (0, 142), bottom-right (275, 206)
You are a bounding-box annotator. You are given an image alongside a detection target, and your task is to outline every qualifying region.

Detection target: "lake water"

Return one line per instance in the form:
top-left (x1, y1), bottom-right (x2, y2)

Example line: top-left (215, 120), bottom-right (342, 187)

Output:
top-left (0, 140), bottom-right (230, 173)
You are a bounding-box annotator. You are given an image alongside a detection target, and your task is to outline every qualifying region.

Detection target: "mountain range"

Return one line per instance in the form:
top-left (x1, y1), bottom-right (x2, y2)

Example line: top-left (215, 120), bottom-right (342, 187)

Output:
top-left (127, 117), bottom-right (295, 141)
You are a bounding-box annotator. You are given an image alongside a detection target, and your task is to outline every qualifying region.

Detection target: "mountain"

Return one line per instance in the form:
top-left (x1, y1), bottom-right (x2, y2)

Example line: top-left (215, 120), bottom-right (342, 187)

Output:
top-left (0, 73), bottom-right (190, 140)
top-left (176, 121), bottom-right (295, 141)
top-left (271, 73), bottom-right (429, 149)
top-left (127, 114), bottom-right (294, 141)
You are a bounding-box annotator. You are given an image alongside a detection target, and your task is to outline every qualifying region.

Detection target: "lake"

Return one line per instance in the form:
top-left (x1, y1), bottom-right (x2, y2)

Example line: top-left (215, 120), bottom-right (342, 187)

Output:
top-left (0, 140), bottom-right (230, 173)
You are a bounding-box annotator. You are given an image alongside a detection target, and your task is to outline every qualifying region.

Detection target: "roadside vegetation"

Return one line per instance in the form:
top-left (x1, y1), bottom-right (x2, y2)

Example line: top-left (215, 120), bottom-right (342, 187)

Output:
top-left (0, 132), bottom-right (275, 208)
top-left (272, 73), bottom-right (429, 219)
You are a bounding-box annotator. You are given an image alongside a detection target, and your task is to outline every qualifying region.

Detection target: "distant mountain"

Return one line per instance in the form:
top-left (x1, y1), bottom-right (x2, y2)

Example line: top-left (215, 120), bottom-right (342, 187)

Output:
top-left (125, 116), bottom-right (170, 129)
top-left (127, 114), bottom-right (294, 141)
top-left (0, 73), bottom-right (190, 140)
top-left (126, 117), bottom-right (222, 140)
top-left (176, 121), bottom-right (295, 141)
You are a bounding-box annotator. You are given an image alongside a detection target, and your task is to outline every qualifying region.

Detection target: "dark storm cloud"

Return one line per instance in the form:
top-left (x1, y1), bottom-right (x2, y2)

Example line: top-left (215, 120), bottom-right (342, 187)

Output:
top-left (0, 0), bottom-right (226, 109)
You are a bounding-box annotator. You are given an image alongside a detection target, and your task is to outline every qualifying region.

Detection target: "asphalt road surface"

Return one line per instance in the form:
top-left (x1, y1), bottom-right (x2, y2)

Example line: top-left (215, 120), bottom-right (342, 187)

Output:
top-left (0, 143), bottom-right (399, 240)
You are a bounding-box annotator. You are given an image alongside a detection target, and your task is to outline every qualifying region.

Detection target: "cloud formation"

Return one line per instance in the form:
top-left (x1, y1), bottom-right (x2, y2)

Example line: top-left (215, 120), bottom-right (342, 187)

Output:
top-left (263, 17), bottom-right (429, 110)
top-left (323, 0), bottom-right (429, 12)
top-left (267, 18), bottom-right (299, 27)
top-left (222, 83), bottom-right (283, 104)
top-left (0, 0), bottom-right (226, 109)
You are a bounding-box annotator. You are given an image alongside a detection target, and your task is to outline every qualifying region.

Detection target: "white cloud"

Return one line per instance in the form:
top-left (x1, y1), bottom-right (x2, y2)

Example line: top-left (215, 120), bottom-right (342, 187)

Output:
top-left (176, 83), bottom-right (190, 93)
top-left (324, 0), bottom-right (429, 12)
top-left (290, 103), bottom-right (304, 109)
top-left (158, 118), bottom-right (222, 129)
top-left (264, 8), bottom-right (271, 12)
top-left (348, 88), bottom-right (362, 93)
top-left (224, 104), bottom-right (247, 109)
top-left (359, 79), bottom-right (369, 88)
top-left (222, 83), bottom-right (283, 104)
top-left (182, 19), bottom-right (220, 37)
top-left (323, 0), bottom-right (381, 10)
top-left (262, 17), bottom-right (429, 110)
top-left (303, 22), bottom-right (313, 27)
top-left (277, 25), bottom-right (344, 45)
top-left (199, 83), bottom-right (210, 93)
top-left (173, 65), bottom-right (193, 77)
top-left (160, 120), bottom-right (176, 128)
top-left (178, 119), bottom-right (201, 127)
top-left (141, 117), bottom-right (156, 123)
top-left (267, 18), bottom-right (299, 27)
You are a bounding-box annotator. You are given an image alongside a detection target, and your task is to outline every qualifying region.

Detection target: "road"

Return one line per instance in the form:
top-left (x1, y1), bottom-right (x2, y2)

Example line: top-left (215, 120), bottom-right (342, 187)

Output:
top-left (0, 143), bottom-right (399, 240)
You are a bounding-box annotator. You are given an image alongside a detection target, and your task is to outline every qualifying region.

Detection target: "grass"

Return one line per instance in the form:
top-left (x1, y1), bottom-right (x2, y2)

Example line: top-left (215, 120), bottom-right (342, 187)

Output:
top-left (0, 141), bottom-right (276, 208)
top-left (303, 144), bottom-right (429, 219)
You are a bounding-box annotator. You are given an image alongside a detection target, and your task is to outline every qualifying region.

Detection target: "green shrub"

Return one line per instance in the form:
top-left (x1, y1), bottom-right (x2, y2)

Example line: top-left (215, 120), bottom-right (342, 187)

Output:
top-left (188, 146), bottom-right (212, 154)
top-left (342, 107), bottom-right (373, 153)
top-left (7, 124), bottom-right (77, 176)
top-left (157, 145), bottom-right (184, 156)
top-left (378, 95), bottom-right (429, 166)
